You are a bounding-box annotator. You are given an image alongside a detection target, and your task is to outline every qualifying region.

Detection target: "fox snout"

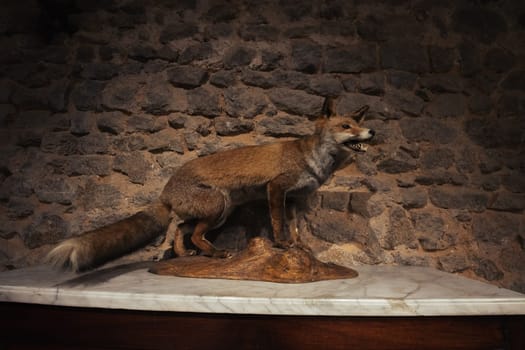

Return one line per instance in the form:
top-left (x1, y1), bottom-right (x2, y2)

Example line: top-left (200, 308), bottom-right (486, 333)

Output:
top-left (360, 128), bottom-right (375, 140)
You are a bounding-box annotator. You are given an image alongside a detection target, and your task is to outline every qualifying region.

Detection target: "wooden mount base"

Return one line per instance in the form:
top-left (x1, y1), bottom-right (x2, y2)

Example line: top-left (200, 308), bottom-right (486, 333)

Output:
top-left (149, 237), bottom-right (358, 283)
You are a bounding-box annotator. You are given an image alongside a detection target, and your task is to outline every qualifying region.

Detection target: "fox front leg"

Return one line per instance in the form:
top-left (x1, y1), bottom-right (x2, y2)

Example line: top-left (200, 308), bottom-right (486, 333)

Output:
top-left (267, 177), bottom-right (293, 249)
top-left (285, 202), bottom-right (299, 245)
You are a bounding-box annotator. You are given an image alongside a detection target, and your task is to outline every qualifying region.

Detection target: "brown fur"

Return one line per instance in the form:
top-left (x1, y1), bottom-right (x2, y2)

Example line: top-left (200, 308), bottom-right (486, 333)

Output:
top-left (47, 201), bottom-right (170, 271)
top-left (47, 100), bottom-right (374, 271)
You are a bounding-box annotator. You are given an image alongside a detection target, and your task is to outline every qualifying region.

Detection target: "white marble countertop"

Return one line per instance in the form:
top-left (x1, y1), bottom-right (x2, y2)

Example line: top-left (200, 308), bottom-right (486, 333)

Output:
top-left (0, 264), bottom-right (524, 316)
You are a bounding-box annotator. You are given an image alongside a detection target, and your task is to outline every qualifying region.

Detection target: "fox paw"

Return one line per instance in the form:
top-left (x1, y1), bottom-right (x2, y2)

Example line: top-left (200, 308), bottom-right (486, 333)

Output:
top-left (203, 249), bottom-right (232, 259)
top-left (177, 249), bottom-right (197, 257)
top-left (152, 248), bottom-right (174, 261)
top-left (212, 249), bottom-right (232, 259)
top-left (274, 240), bottom-right (294, 250)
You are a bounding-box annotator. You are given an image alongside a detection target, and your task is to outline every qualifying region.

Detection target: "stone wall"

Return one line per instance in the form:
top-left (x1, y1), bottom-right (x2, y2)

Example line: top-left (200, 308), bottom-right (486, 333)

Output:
top-left (1, 0), bottom-right (524, 292)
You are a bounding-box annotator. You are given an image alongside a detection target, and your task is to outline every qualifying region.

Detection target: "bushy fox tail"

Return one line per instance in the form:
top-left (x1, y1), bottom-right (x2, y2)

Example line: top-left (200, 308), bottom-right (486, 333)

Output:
top-left (46, 201), bottom-right (171, 272)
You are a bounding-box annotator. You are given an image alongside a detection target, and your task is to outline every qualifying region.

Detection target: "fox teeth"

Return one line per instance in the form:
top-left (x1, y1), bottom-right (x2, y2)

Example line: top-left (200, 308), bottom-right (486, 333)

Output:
top-left (349, 143), bottom-right (368, 152)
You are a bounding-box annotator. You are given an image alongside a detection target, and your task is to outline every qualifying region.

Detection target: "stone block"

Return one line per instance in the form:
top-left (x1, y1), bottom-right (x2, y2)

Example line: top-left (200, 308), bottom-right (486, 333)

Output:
top-left (145, 59), bottom-right (169, 74)
top-left (113, 151), bottom-right (153, 185)
top-left (501, 70), bottom-right (525, 91)
top-left (7, 197), bottom-right (34, 219)
top-left (70, 111), bottom-right (93, 136)
top-left (400, 117), bottom-right (457, 144)
top-left (141, 82), bottom-right (183, 116)
top-left (386, 206), bottom-right (415, 249)
top-left (41, 132), bottom-right (110, 156)
top-left (210, 70), bottom-right (236, 88)
top-left (0, 175), bottom-right (33, 200)
top-left (223, 45), bottom-right (256, 69)
top-left (468, 92), bottom-right (492, 115)
top-left (419, 74), bottom-right (463, 93)
top-left (377, 158), bottom-right (417, 174)
top-left (320, 191), bottom-right (350, 212)
top-left (349, 192), bottom-right (372, 217)
top-left (458, 41), bottom-right (481, 76)
top-left (34, 177), bottom-right (76, 205)
top-left (465, 117), bottom-right (525, 148)
top-left (336, 93), bottom-right (385, 117)
top-left (97, 112), bottom-right (127, 135)
top-left (127, 45), bottom-right (157, 62)
top-left (427, 93), bottom-right (466, 118)
top-left (421, 148), bottom-right (454, 169)
top-left (267, 88), bottom-right (324, 117)
top-left (438, 254), bottom-right (470, 273)
top-left (452, 7), bottom-right (507, 44)
top-left (65, 155), bottom-right (113, 176)
top-left (356, 14), bottom-right (423, 42)
top-left (22, 213), bottom-right (69, 248)
top-left (241, 70), bottom-right (274, 89)
top-left (186, 87), bottom-right (221, 117)
top-left (271, 70), bottom-right (310, 90)
top-left (502, 173), bottom-right (525, 193)
top-left (484, 48), bottom-right (515, 73)
top-left (240, 24), bottom-right (279, 41)
top-left (324, 44), bottom-right (376, 73)
top-left (259, 115), bottom-right (314, 137)
top-left (380, 41), bottom-right (428, 73)
top-left (223, 87), bottom-right (267, 118)
top-left (127, 115), bottom-right (166, 133)
top-left (308, 75), bottom-right (343, 97)
top-left (358, 72), bottom-right (384, 96)
top-left (182, 115), bottom-right (212, 136)
top-left (411, 212), bottom-right (454, 251)
top-left (384, 90), bottom-right (425, 116)
top-left (488, 192), bottom-right (525, 212)
top-left (307, 209), bottom-right (368, 244)
top-left (70, 80), bottom-right (106, 112)
top-left (291, 39), bottom-right (321, 74)
top-left (386, 70), bottom-right (417, 90)
top-left (204, 3), bottom-right (238, 22)
top-left (497, 93), bottom-right (525, 117)
top-left (101, 78), bottom-right (141, 113)
top-left (167, 65), bottom-right (208, 89)
top-left (145, 129), bottom-right (185, 154)
top-left (214, 116), bottom-right (254, 136)
top-left (472, 258), bottom-right (504, 281)
top-left (80, 180), bottom-right (123, 210)
top-left (415, 171), bottom-right (468, 187)
top-left (178, 42), bottom-right (213, 64)
top-left (401, 187), bottom-right (427, 209)
top-left (8, 80), bottom-right (39, 107)
top-left (80, 63), bottom-right (118, 80)
top-left (429, 186), bottom-right (488, 212)
top-left (259, 50), bottom-right (283, 71)
top-left (160, 22), bottom-right (198, 43)
top-left (429, 46), bottom-right (456, 73)
top-left (472, 212), bottom-right (520, 244)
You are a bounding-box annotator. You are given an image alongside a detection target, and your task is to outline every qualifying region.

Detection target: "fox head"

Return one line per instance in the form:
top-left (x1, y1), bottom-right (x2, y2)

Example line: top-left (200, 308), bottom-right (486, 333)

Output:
top-left (318, 98), bottom-right (375, 152)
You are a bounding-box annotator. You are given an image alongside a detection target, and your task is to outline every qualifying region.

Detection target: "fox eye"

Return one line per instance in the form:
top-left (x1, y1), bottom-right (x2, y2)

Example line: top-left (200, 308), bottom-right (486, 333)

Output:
top-left (342, 124), bottom-right (351, 129)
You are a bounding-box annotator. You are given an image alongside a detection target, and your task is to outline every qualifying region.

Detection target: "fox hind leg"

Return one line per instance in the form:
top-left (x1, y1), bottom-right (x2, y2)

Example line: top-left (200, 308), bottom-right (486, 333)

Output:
top-left (191, 220), bottom-right (232, 258)
top-left (171, 186), bottom-right (233, 258)
top-left (170, 220), bottom-right (196, 257)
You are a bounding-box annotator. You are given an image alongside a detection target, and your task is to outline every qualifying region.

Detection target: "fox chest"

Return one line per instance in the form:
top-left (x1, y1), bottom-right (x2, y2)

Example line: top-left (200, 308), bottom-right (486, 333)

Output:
top-left (288, 171), bottom-right (324, 197)
top-left (288, 151), bottom-right (336, 196)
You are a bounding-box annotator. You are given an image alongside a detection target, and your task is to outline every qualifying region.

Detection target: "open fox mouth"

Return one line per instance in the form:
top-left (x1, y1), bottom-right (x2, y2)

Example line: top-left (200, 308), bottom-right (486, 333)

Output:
top-left (344, 140), bottom-right (369, 152)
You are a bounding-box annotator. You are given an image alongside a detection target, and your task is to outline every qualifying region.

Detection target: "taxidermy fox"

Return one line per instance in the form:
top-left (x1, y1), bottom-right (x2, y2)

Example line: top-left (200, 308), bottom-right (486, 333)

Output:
top-left (47, 99), bottom-right (375, 272)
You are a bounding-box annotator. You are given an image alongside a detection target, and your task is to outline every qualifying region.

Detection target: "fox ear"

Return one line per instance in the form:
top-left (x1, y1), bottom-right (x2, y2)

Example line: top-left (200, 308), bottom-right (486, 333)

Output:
top-left (350, 105), bottom-right (369, 124)
top-left (322, 97), bottom-right (336, 118)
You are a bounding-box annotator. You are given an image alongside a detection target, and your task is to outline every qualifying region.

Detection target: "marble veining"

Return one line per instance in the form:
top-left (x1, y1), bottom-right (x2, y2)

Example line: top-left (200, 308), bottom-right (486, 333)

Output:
top-left (0, 265), bottom-right (524, 316)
